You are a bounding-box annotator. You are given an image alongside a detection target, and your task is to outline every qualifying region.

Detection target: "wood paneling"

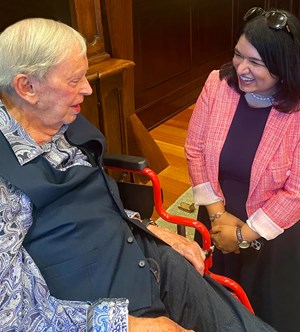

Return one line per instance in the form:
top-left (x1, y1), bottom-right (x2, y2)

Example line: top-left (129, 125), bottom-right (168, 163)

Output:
top-left (134, 1), bottom-right (191, 92)
top-left (0, 0), bottom-right (72, 31)
top-left (69, 0), bottom-right (110, 65)
top-left (195, 0), bottom-right (233, 67)
top-left (133, 0), bottom-right (234, 129)
top-left (269, 0), bottom-right (300, 13)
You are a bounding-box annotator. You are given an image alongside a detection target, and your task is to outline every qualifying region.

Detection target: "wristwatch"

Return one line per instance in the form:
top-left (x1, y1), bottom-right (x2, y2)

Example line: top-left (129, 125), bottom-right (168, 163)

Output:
top-left (236, 226), bottom-right (250, 249)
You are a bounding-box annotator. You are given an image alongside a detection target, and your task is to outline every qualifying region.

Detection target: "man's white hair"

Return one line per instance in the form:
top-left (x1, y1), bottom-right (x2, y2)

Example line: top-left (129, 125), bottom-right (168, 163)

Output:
top-left (0, 18), bottom-right (87, 94)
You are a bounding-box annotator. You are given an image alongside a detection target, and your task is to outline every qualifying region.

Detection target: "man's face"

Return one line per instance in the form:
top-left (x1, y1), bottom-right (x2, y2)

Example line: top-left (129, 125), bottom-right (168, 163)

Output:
top-left (31, 47), bottom-right (92, 131)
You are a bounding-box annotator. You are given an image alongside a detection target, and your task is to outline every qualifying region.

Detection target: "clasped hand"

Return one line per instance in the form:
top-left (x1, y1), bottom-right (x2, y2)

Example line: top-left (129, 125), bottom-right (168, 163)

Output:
top-left (210, 213), bottom-right (244, 254)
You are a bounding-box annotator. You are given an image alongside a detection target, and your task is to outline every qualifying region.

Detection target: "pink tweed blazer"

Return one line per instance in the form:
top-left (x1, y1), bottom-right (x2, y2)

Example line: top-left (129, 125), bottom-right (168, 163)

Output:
top-left (185, 70), bottom-right (300, 231)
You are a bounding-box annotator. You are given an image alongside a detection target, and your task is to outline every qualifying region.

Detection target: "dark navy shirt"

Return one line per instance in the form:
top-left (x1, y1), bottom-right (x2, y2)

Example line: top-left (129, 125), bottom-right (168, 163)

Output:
top-left (219, 95), bottom-right (271, 220)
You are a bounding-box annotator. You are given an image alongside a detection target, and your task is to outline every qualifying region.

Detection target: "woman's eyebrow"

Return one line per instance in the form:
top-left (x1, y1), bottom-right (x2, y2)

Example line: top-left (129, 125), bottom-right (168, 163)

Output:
top-left (248, 56), bottom-right (264, 63)
top-left (234, 47), bottom-right (264, 63)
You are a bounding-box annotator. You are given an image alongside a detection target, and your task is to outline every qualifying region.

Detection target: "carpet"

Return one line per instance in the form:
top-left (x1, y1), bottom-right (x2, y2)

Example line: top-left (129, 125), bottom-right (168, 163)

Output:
top-left (156, 187), bottom-right (198, 239)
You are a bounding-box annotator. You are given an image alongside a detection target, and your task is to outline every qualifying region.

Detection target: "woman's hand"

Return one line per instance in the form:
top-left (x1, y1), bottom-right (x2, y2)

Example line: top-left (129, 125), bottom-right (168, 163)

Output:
top-left (212, 211), bottom-right (244, 228)
top-left (210, 222), bottom-right (260, 253)
top-left (205, 202), bottom-right (244, 227)
top-left (210, 224), bottom-right (240, 253)
top-left (148, 225), bottom-right (206, 275)
top-left (128, 315), bottom-right (195, 331)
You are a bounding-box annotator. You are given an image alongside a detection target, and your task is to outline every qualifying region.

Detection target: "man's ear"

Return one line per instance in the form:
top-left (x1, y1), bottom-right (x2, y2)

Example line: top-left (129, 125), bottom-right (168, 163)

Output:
top-left (12, 74), bottom-right (39, 104)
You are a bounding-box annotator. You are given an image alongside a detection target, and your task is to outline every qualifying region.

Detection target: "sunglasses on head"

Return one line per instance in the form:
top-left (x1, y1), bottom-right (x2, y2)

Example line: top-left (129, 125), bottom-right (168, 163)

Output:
top-left (243, 7), bottom-right (292, 37)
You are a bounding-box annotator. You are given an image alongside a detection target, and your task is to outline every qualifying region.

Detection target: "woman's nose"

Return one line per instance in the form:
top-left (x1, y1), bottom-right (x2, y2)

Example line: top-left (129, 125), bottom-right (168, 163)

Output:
top-left (236, 59), bottom-right (250, 75)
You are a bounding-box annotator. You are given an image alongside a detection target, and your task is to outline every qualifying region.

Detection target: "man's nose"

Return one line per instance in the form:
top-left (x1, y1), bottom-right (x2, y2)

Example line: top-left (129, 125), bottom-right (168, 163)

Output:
top-left (82, 77), bottom-right (93, 96)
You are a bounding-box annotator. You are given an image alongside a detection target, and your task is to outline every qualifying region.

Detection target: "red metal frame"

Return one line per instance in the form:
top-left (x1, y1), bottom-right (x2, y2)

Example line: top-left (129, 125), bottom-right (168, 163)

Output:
top-left (106, 165), bottom-right (254, 314)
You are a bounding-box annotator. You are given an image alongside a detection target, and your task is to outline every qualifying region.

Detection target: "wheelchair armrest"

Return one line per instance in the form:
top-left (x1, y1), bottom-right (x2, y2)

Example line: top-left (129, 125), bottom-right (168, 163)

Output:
top-left (103, 152), bottom-right (148, 170)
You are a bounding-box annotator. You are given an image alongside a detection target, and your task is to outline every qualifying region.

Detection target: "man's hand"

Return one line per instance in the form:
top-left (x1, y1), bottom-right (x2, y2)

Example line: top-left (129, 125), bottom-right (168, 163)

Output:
top-left (128, 315), bottom-right (195, 331)
top-left (148, 225), bottom-right (206, 275)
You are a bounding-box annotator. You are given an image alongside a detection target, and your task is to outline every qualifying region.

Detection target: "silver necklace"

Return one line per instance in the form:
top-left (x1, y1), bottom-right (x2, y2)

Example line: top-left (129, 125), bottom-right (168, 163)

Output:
top-left (251, 93), bottom-right (273, 101)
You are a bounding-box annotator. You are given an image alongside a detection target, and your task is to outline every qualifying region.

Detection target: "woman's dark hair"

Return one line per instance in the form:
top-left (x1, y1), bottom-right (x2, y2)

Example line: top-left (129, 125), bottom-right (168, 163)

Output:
top-left (220, 10), bottom-right (300, 113)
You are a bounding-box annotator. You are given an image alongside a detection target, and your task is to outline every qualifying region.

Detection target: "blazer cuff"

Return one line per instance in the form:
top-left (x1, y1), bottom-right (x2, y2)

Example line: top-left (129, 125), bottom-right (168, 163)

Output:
top-left (192, 182), bottom-right (223, 206)
top-left (247, 208), bottom-right (284, 240)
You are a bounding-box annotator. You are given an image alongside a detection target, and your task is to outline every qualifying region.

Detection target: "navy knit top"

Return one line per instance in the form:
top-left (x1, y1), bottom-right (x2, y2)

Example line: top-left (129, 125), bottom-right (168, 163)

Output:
top-left (219, 94), bottom-right (271, 221)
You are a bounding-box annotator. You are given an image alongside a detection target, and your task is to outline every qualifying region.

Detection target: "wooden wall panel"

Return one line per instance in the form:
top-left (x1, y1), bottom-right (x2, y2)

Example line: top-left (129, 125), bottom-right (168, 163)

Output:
top-left (134, 0), bottom-right (235, 129)
top-left (194, 0), bottom-right (233, 69)
top-left (0, 0), bottom-right (71, 31)
top-left (269, 0), bottom-right (300, 13)
top-left (133, 0), bottom-right (192, 105)
top-left (137, 4), bottom-right (191, 90)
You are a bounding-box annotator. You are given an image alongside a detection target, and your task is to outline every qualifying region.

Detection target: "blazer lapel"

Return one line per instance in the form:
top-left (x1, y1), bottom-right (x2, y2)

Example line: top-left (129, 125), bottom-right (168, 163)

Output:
top-left (249, 108), bottom-right (292, 197)
top-left (206, 91), bottom-right (240, 195)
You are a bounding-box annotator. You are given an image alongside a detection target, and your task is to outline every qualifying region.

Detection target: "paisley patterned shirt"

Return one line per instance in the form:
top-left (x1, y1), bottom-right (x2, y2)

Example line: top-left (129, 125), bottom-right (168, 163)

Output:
top-left (0, 102), bottom-right (128, 331)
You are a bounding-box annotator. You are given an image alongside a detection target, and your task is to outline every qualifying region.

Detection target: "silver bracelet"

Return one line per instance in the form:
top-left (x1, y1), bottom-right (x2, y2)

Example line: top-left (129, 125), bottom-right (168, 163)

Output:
top-left (209, 210), bottom-right (226, 222)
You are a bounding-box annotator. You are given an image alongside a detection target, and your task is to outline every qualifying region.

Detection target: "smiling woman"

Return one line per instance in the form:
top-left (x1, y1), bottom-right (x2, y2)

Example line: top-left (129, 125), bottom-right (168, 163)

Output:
top-left (232, 35), bottom-right (279, 104)
top-left (185, 7), bottom-right (300, 332)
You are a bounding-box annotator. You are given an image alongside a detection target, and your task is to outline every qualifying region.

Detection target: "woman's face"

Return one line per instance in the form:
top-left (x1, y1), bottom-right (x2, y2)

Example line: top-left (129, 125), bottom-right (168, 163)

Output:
top-left (30, 46), bottom-right (92, 131)
top-left (232, 34), bottom-right (279, 96)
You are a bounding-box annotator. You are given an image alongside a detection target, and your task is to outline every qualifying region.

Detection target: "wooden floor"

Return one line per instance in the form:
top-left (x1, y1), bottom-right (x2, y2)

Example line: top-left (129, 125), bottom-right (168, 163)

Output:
top-left (149, 104), bottom-right (194, 213)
